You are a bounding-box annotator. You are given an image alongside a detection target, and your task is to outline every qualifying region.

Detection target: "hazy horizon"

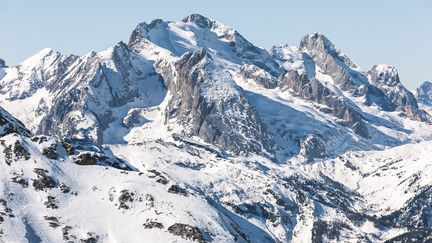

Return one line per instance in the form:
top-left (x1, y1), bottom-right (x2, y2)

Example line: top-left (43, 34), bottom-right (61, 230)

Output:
top-left (2, 0), bottom-right (431, 89)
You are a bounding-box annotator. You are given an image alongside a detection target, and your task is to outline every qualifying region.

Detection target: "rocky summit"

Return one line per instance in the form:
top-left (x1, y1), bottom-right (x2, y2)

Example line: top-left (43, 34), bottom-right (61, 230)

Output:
top-left (0, 14), bottom-right (432, 242)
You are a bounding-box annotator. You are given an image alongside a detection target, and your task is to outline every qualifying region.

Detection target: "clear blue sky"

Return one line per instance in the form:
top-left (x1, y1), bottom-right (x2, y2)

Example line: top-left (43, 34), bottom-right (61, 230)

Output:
top-left (1, 0), bottom-right (431, 89)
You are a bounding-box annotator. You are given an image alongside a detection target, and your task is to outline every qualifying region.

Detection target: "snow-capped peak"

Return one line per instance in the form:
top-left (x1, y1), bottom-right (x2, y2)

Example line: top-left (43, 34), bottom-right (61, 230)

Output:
top-left (95, 41), bottom-right (129, 60)
top-left (21, 48), bottom-right (56, 65)
top-left (182, 13), bottom-right (214, 28)
top-left (129, 15), bottom-right (283, 76)
top-left (0, 48), bottom-right (78, 101)
top-left (368, 63), bottom-right (401, 87)
top-left (299, 32), bottom-right (362, 72)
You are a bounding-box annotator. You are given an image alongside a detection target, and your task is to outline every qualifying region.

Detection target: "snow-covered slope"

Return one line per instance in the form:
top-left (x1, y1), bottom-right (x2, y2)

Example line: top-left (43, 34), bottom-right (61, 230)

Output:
top-left (0, 13), bottom-right (432, 242)
top-left (129, 14), bottom-right (283, 76)
top-left (0, 112), bottom-right (431, 242)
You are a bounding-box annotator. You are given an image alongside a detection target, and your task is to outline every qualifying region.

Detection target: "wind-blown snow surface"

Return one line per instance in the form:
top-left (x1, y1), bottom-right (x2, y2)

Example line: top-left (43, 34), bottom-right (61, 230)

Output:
top-left (1, 13), bottom-right (432, 242)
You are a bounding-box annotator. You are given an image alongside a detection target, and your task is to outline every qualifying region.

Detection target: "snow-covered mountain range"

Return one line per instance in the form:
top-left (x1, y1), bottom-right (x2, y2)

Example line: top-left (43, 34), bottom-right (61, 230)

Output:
top-left (0, 14), bottom-right (432, 242)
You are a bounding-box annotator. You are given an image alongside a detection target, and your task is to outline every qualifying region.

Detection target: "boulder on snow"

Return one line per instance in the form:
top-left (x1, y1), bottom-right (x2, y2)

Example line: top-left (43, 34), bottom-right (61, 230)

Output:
top-left (167, 223), bottom-right (205, 243)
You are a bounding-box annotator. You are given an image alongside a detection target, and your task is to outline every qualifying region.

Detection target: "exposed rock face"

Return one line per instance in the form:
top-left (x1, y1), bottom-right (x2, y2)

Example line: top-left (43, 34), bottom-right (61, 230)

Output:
top-left (311, 220), bottom-right (351, 243)
top-left (0, 58), bottom-right (6, 68)
top-left (0, 107), bottom-right (31, 137)
top-left (279, 70), bottom-right (369, 138)
top-left (299, 33), bottom-right (368, 92)
top-left (37, 43), bottom-right (163, 143)
top-left (270, 44), bottom-right (316, 78)
top-left (239, 64), bottom-right (277, 88)
top-left (368, 64), bottom-right (401, 87)
top-left (0, 43), bottom-right (166, 144)
top-left (415, 81), bottom-right (432, 105)
top-left (361, 84), bottom-right (396, 111)
top-left (299, 33), bottom-right (395, 111)
top-left (157, 49), bottom-right (276, 158)
top-left (73, 152), bottom-right (132, 170)
top-left (368, 64), bottom-right (430, 122)
top-left (299, 134), bottom-right (327, 160)
top-left (32, 168), bottom-right (58, 191)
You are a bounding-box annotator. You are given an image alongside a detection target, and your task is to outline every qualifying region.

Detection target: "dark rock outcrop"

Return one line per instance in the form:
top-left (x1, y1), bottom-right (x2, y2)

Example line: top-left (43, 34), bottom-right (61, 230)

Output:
top-left (73, 152), bottom-right (133, 171)
top-left (13, 141), bottom-right (31, 161)
top-left (61, 141), bottom-right (75, 155)
top-left (143, 219), bottom-right (164, 229)
top-left (168, 185), bottom-right (188, 196)
top-left (299, 134), bottom-right (327, 160)
top-left (42, 144), bottom-right (60, 160)
top-left (167, 223), bottom-right (205, 243)
top-left (311, 220), bottom-right (352, 243)
top-left (32, 168), bottom-right (58, 191)
top-left (117, 190), bottom-right (135, 209)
